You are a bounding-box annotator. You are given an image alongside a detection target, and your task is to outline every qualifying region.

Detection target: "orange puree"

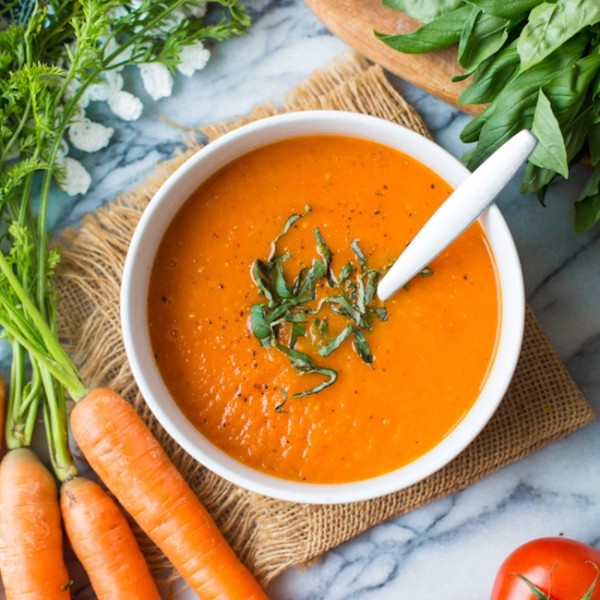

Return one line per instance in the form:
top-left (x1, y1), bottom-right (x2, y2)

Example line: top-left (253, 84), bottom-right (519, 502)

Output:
top-left (147, 135), bottom-right (500, 484)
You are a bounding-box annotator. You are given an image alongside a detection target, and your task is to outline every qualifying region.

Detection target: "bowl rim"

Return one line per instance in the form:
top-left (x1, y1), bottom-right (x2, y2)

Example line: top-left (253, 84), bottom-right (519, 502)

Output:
top-left (121, 110), bottom-right (525, 504)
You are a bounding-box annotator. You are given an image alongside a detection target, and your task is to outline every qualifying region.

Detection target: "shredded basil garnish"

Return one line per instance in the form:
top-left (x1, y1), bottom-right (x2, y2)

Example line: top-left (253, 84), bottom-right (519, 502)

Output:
top-left (249, 206), bottom-right (393, 401)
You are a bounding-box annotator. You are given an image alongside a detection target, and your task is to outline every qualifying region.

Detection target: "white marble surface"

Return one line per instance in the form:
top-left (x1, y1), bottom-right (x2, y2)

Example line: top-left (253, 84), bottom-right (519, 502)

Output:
top-left (15, 1), bottom-right (600, 598)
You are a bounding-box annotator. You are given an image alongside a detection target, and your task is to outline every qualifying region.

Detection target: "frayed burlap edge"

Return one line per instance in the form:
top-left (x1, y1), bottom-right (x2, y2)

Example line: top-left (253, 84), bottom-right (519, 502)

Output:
top-left (55, 53), bottom-right (594, 586)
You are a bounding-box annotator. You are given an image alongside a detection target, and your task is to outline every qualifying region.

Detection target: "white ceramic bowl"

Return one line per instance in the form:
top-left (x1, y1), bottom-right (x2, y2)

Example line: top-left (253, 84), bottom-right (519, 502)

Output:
top-left (121, 111), bottom-right (525, 504)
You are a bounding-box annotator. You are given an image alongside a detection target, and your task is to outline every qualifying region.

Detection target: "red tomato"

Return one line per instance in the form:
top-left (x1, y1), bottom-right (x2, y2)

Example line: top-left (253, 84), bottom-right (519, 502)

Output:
top-left (491, 538), bottom-right (600, 600)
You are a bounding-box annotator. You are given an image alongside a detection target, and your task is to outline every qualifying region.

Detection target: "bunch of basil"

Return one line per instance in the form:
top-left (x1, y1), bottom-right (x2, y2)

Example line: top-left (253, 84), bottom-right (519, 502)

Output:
top-left (377, 0), bottom-right (600, 232)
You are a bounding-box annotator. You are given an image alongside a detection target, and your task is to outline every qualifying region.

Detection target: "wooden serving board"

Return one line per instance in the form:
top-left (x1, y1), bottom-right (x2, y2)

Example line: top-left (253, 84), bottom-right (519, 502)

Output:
top-left (304, 0), bottom-right (482, 114)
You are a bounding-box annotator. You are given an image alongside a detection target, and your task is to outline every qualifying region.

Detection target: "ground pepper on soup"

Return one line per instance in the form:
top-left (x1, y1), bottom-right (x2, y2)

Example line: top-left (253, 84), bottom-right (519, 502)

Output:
top-left (147, 135), bottom-right (500, 484)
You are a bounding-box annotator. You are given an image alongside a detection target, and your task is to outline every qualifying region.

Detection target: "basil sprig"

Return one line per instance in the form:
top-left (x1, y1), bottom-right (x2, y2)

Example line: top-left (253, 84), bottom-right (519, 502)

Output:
top-left (249, 206), bottom-right (388, 400)
top-left (377, 0), bottom-right (600, 232)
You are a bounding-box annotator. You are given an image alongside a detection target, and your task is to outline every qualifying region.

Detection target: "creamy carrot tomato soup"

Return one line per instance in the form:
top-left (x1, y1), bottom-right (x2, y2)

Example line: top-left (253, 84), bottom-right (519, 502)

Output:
top-left (148, 135), bottom-right (500, 484)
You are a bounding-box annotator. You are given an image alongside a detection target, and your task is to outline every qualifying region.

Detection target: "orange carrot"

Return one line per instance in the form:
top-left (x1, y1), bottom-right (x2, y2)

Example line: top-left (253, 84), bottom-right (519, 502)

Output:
top-left (0, 448), bottom-right (71, 599)
top-left (70, 388), bottom-right (268, 600)
top-left (61, 476), bottom-right (162, 600)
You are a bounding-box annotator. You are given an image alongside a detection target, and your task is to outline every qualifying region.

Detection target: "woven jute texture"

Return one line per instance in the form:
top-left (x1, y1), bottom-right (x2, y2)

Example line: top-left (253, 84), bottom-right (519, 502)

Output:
top-left (55, 54), bottom-right (595, 585)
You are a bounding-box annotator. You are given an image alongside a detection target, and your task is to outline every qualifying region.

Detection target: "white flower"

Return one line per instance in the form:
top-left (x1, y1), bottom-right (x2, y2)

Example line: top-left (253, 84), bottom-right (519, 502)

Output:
top-left (58, 157), bottom-right (92, 196)
top-left (185, 2), bottom-right (208, 18)
top-left (176, 41), bottom-right (211, 77)
top-left (139, 63), bottom-right (174, 100)
top-left (107, 90), bottom-right (143, 121)
top-left (81, 81), bottom-right (111, 105)
top-left (68, 118), bottom-right (114, 153)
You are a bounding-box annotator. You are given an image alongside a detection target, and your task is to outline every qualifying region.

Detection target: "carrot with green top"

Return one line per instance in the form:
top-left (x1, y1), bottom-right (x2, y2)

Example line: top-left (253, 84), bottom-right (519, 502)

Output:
top-left (70, 388), bottom-right (268, 600)
top-left (60, 476), bottom-right (162, 600)
top-left (0, 448), bottom-right (72, 599)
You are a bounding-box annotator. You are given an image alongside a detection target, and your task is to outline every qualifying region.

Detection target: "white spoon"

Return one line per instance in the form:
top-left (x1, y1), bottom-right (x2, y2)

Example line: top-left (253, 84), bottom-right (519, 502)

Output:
top-left (377, 129), bottom-right (537, 302)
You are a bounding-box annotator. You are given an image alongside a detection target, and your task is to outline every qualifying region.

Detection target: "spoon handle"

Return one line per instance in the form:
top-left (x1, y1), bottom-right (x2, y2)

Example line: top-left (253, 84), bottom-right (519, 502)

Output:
top-left (377, 129), bottom-right (537, 301)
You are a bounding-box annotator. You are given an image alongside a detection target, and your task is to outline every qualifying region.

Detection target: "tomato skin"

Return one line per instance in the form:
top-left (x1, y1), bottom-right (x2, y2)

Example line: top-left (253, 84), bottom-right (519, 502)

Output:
top-left (491, 538), bottom-right (600, 600)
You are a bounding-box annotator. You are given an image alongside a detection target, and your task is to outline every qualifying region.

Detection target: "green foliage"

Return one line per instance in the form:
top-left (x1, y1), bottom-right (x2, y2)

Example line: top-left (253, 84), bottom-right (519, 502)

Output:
top-left (0, 0), bottom-right (251, 477)
top-left (380, 0), bottom-right (600, 230)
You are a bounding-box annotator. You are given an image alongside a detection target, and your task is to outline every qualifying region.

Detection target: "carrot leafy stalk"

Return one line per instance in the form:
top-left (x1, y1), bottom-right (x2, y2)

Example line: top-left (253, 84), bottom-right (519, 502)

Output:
top-left (0, 2), bottom-right (261, 598)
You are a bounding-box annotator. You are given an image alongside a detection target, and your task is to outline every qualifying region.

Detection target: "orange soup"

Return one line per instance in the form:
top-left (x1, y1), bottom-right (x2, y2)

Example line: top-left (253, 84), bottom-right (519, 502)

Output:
top-left (148, 135), bottom-right (500, 484)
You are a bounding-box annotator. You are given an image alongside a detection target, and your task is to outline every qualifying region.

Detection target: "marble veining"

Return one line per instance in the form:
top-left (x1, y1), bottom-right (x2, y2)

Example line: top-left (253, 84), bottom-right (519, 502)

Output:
top-left (3, 1), bottom-right (600, 598)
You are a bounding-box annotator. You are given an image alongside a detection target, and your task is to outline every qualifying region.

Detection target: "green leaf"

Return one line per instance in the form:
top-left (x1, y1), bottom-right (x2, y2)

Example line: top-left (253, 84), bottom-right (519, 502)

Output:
top-left (269, 205), bottom-right (311, 260)
top-left (462, 33), bottom-right (588, 168)
top-left (250, 304), bottom-right (273, 348)
top-left (529, 90), bottom-right (568, 178)
top-left (292, 367), bottom-right (338, 398)
top-left (458, 9), bottom-right (510, 72)
top-left (464, 0), bottom-right (542, 19)
top-left (318, 324), bottom-right (353, 357)
top-left (590, 123), bottom-right (600, 167)
top-left (517, 0), bottom-right (600, 71)
top-left (515, 575), bottom-right (551, 600)
top-left (575, 170), bottom-right (600, 232)
top-left (351, 239), bottom-right (368, 271)
top-left (382, 0), bottom-right (464, 23)
top-left (375, 5), bottom-right (474, 54)
top-left (352, 329), bottom-right (374, 365)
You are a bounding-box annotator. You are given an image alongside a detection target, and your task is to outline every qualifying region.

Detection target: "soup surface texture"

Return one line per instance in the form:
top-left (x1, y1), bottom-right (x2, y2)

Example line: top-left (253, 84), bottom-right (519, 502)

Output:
top-left (148, 135), bottom-right (500, 484)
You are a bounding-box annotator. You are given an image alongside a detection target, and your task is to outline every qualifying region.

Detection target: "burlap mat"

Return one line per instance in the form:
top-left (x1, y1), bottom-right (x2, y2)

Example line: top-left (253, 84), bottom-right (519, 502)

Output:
top-left (55, 55), bottom-right (594, 586)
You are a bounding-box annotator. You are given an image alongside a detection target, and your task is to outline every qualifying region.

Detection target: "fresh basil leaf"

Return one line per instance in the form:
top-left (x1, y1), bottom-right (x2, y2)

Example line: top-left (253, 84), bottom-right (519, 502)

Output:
top-left (350, 239), bottom-right (367, 271)
top-left (589, 123), bottom-right (600, 167)
top-left (318, 324), bottom-right (353, 357)
top-left (251, 260), bottom-right (274, 304)
top-left (375, 5), bottom-right (474, 54)
top-left (517, 0), bottom-right (600, 72)
top-left (250, 304), bottom-right (273, 348)
top-left (372, 307), bottom-right (389, 322)
top-left (458, 9), bottom-right (509, 72)
top-left (273, 261), bottom-right (293, 299)
top-left (462, 34), bottom-right (588, 168)
top-left (519, 161), bottom-right (555, 198)
top-left (464, 0), bottom-right (542, 19)
top-left (529, 90), bottom-right (568, 178)
top-left (575, 169), bottom-right (600, 232)
top-left (276, 343), bottom-right (316, 371)
top-left (325, 296), bottom-right (363, 326)
top-left (364, 270), bottom-right (380, 304)
top-left (338, 262), bottom-right (354, 283)
top-left (352, 329), bottom-right (374, 365)
top-left (269, 205), bottom-right (311, 260)
top-left (292, 367), bottom-right (338, 398)
top-left (383, 0), bottom-right (464, 23)
top-left (289, 322), bottom-right (305, 349)
top-left (541, 53), bottom-right (600, 124)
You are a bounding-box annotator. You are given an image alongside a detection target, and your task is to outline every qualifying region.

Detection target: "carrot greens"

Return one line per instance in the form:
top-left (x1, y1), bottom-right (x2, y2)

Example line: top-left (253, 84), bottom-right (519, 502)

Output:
top-left (0, 0), bottom-right (250, 477)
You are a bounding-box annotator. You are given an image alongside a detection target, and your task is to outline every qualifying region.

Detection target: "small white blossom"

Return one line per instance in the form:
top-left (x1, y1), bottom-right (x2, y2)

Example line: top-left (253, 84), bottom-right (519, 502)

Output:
top-left (107, 90), bottom-right (144, 121)
top-left (186, 2), bottom-right (208, 19)
top-left (176, 41), bottom-right (211, 77)
top-left (68, 118), bottom-right (114, 153)
top-left (81, 81), bottom-right (111, 105)
top-left (58, 157), bottom-right (92, 196)
top-left (139, 63), bottom-right (174, 100)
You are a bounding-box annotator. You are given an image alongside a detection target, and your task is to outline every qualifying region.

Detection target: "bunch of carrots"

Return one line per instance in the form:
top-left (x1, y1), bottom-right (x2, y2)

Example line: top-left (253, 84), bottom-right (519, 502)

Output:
top-left (0, 361), bottom-right (268, 600)
top-left (0, 260), bottom-right (268, 596)
top-left (0, 0), bottom-right (268, 598)
top-left (0, 228), bottom-right (267, 598)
